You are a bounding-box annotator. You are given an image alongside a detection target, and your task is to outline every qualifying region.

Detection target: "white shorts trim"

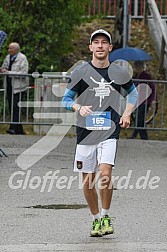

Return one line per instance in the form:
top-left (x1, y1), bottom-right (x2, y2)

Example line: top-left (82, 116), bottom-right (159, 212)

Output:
top-left (74, 139), bottom-right (117, 173)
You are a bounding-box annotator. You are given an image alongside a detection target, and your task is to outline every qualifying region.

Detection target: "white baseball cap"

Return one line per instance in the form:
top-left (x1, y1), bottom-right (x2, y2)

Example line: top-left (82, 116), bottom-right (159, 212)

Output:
top-left (90, 29), bottom-right (112, 44)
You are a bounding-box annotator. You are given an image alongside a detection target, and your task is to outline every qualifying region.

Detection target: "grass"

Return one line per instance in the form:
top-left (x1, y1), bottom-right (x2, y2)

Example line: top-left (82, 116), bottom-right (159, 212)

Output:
top-left (0, 123), bottom-right (35, 135)
top-left (120, 128), bottom-right (167, 141)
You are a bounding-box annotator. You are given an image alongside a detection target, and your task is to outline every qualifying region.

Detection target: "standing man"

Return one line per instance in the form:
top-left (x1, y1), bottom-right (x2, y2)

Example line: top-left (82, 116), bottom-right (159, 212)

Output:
top-left (128, 61), bottom-right (157, 140)
top-left (62, 29), bottom-right (138, 237)
top-left (0, 42), bottom-right (29, 134)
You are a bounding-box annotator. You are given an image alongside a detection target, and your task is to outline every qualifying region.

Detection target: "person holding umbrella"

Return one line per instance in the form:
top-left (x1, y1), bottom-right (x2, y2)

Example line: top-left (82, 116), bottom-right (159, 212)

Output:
top-left (128, 61), bottom-right (157, 140)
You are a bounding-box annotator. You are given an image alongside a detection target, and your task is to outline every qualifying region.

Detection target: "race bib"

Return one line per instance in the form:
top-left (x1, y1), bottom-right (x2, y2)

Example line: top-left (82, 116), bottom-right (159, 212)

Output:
top-left (86, 111), bottom-right (111, 130)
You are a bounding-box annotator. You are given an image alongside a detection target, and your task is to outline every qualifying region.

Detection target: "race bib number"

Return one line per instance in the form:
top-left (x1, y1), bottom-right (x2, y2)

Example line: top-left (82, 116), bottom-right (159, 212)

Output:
top-left (86, 111), bottom-right (111, 130)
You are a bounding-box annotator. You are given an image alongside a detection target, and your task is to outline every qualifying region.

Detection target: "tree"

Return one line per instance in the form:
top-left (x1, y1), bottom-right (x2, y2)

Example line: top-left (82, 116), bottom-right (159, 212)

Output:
top-left (0, 0), bottom-right (90, 72)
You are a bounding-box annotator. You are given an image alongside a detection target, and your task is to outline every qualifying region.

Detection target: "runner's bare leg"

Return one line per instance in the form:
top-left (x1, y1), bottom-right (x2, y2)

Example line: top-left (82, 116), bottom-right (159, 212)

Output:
top-left (99, 164), bottom-right (113, 210)
top-left (83, 172), bottom-right (99, 215)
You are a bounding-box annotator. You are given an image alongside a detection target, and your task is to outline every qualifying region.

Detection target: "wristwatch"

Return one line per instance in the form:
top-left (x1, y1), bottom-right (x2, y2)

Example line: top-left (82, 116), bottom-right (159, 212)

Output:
top-left (77, 105), bottom-right (82, 112)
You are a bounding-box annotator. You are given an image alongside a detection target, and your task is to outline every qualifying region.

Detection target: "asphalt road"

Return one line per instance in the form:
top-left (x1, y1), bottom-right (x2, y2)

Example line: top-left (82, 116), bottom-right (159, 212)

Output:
top-left (0, 134), bottom-right (167, 252)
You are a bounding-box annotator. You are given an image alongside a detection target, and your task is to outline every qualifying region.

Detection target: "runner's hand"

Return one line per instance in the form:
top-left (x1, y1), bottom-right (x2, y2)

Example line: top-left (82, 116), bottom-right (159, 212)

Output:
top-left (80, 106), bottom-right (92, 117)
top-left (119, 115), bottom-right (130, 128)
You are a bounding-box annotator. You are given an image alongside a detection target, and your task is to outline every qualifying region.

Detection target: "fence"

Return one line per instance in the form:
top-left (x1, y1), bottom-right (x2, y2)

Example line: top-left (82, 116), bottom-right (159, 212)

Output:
top-left (86, 0), bottom-right (167, 17)
top-left (146, 0), bottom-right (167, 77)
top-left (0, 73), bottom-right (167, 135)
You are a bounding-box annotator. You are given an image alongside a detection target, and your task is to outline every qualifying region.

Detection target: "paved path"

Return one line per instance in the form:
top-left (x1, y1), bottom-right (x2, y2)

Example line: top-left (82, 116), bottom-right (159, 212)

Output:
top-left (0, 135), bottom-right (167, 251)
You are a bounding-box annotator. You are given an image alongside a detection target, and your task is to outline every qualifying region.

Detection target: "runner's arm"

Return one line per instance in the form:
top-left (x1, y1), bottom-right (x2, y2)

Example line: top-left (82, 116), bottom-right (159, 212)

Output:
top-left (62, 88), bottom-right (82, 112)
top-left (120, 83), bottom-right (138, 128)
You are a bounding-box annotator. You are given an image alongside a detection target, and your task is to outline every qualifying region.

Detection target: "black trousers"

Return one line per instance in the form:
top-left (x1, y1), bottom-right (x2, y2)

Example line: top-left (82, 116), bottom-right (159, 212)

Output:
top-left (132, 103), bottom-right (149, 140)
top-left (7, 82), bottom-right (25, 134)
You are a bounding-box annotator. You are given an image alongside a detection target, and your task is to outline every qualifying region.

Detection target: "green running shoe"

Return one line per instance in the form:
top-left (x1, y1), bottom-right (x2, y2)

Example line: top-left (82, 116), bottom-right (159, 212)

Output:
top-left (90, 219), bottom-right (103, 237)
top-left (101, 215), bottom-right (114, 235)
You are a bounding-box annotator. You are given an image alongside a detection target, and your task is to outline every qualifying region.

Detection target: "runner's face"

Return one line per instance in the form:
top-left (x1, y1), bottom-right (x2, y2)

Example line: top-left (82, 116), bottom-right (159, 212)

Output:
top-left (89, 36), bottom-right (113, 60)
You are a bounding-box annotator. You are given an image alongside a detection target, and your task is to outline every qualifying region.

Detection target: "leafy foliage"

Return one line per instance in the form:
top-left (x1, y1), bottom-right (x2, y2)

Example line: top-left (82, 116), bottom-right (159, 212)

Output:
top-left (0, 0), bottom-right (90, 72)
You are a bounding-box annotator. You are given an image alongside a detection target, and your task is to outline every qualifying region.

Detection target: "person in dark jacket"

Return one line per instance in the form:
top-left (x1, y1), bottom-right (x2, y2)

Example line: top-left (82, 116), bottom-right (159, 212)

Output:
top-left (128, 61), bottom-right (157, 140)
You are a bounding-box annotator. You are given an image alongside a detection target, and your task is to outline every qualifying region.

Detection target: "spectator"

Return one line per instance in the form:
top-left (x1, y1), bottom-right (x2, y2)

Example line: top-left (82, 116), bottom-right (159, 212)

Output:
top-left (0, 42), bottom-right (29, 134)
top-left (128, 61), bottom-right (157, 140)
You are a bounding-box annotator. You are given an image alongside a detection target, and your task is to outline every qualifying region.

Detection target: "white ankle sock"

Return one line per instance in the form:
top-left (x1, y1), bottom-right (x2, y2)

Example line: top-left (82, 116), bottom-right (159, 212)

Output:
top-left (93, 213), bottom-right (101, 220)
top-left (101, 208), bottom-right (109, 217)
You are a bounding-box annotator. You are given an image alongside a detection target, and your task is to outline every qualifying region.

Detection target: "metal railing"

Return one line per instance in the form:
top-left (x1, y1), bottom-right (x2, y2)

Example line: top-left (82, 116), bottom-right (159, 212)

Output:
top-left (0, 73), bottom-right (167, 134)
top-left (130, 78), bottom-right (167, 131)
top-left (145, 0), bottom-right (167, 77)
top-left (86, 0), bottom-right (167, 17)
